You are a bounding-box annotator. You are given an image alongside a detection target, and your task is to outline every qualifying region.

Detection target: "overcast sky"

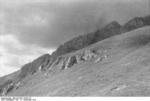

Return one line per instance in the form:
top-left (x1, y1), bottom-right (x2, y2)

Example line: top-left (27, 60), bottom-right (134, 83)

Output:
top-left (0, 0), bottom-right (149, 77)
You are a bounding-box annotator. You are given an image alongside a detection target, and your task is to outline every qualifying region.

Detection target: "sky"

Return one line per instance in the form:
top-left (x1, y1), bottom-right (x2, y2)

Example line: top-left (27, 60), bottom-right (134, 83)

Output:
top-left (0, 0), bottom-right (149, 77)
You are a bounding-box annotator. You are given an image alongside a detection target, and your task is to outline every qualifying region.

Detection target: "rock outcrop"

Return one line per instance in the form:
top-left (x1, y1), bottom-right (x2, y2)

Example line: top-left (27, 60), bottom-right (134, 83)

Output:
top-left (81, 50), bottom-right (97, 61)
top-left (52, 56), bottom-right (77, 70)
top-left (67, 56), bottom-right (78, 68)
top-left (123, 15), bottom-right (150, 32)
top-left (52, 21), bottom-right (122, 58)
top-left (0, 80), bottom-right (14, 96)
top-left (0, 79), bottom-right (22, 96)
top-left (50, 49), bottom-right (109, 71)
top-left (19, 54), bottom-right (51, 78)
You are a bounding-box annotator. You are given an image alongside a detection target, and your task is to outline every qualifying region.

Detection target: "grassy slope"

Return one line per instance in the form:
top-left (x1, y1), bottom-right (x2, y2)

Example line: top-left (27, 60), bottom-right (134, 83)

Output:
top-left (9, 26), bottom-right (150, 96)
top-left (0, 71), bottom-right (20, 85)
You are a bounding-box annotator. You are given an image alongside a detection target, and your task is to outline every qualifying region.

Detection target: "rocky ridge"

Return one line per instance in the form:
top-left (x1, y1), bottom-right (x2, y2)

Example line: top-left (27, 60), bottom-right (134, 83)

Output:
top-left (0, 15), bottom-right (150, 96)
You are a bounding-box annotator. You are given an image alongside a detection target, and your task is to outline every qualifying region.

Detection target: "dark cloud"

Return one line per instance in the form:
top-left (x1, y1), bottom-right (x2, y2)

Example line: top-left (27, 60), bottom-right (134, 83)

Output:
top-left (1, 0), bottom-right (149, 48)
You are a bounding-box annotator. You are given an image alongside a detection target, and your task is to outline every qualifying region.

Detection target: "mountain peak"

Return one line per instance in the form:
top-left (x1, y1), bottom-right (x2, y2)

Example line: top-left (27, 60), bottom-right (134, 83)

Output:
top-left (123, 15), bottom-right (150, 31)
top-left (104, 21), bottom-right (121, 30)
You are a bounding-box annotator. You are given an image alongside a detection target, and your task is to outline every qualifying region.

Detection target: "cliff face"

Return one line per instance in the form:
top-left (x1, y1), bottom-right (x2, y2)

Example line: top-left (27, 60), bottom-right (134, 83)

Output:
top-left (49, 49), bottom-right (108, 71)
top-left (19, 54), bottom-right (51, 78)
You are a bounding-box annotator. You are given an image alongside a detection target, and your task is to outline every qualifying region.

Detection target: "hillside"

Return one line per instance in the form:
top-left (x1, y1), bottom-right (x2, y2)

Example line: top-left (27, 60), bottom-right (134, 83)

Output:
top-left (0, 15), bottom-right (150, 96)
top-left (8, 26), bottom-right (150, 96)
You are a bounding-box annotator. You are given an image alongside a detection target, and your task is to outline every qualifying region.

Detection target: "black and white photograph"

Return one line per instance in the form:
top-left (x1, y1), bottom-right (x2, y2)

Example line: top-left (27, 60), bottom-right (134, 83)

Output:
top-left (0, 0), bottom-right (150, 100)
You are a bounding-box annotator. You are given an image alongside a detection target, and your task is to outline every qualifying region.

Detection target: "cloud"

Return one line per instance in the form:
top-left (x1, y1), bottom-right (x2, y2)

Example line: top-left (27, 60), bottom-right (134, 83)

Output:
top-left (22, 14), bottom-right (48, 26)
top-left (0, 0), bottom-right (149, 76)
top-left (0, 0), bottom-right (149, 48)
top-left (0, 34), bottom-right (54, 77)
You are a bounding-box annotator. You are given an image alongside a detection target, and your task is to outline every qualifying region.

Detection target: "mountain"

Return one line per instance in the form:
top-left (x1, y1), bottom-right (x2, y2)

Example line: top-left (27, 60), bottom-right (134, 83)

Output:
top-left (19, 54), bottom-right (51, 79)
top-left (123, 15), bottom-right (150, 32)
top-left (0, 15), bottom-right (150, 96)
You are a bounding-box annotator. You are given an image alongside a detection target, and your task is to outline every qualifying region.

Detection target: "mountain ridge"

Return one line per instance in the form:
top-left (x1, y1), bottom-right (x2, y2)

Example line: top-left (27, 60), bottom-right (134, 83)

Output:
top-left (8, 26), bottom-right (150, 96)
top-left (0, 15), bottom-right (150, 96)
